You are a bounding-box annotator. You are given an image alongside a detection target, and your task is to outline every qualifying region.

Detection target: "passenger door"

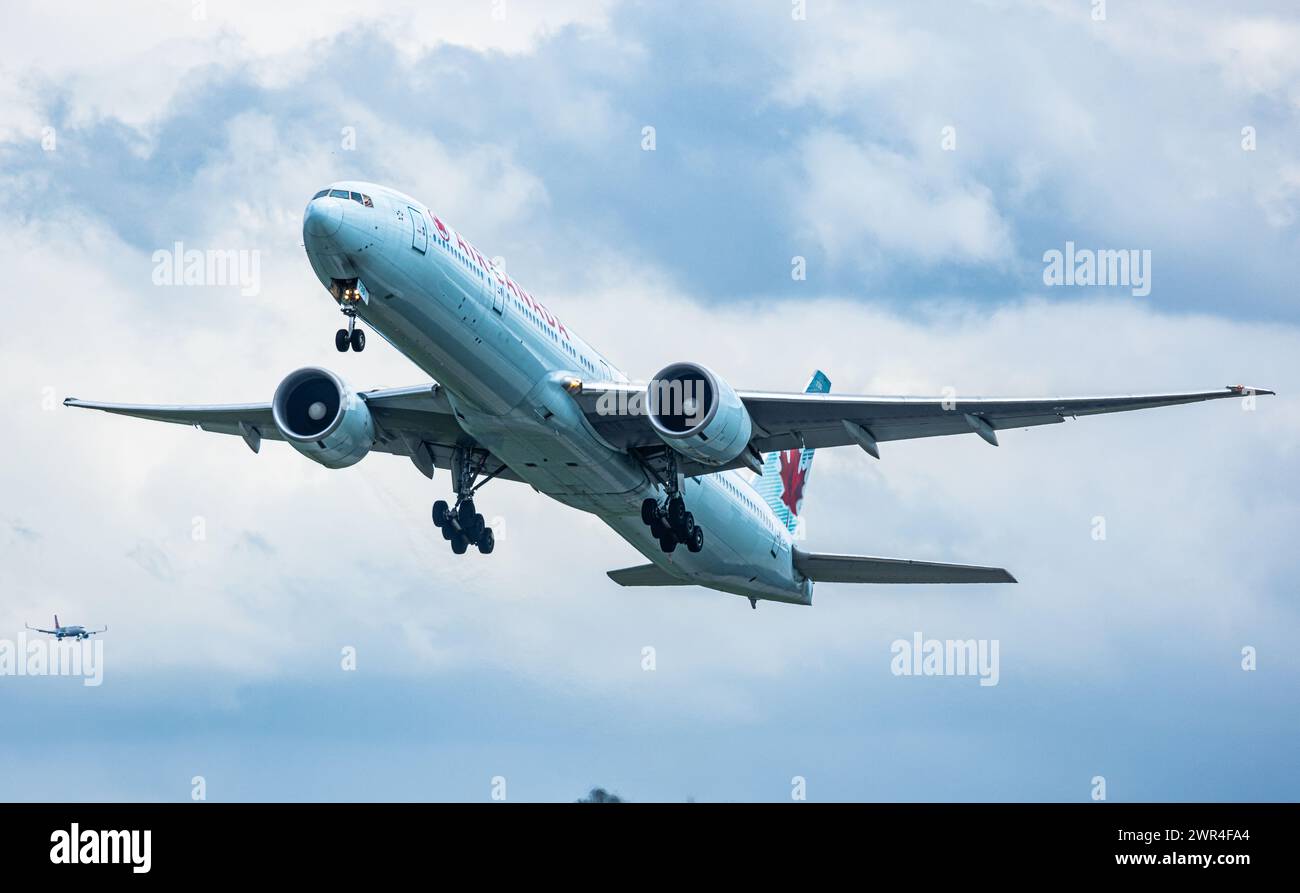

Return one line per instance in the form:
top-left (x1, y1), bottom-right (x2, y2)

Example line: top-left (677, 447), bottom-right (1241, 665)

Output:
top-left (409, 207), bottom-right (428, 254)
top-left (491, 276), bottom-right (506, 315)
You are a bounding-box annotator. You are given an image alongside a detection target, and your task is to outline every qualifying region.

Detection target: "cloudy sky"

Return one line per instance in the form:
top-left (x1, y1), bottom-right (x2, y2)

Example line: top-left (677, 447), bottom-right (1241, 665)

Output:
top-left (1, 0), bottom-right (1297, 801)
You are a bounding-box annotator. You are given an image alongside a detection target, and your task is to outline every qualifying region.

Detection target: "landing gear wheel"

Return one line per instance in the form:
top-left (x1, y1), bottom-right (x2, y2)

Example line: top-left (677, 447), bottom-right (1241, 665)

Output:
top-left (450, 534), bottom-right (468, 555)
top-left (457, 499), bottom-right (477, 529)
top-left (675, 511), bottom-right (695, 539)
top-left (335, 329), bottom-right (349, 352)
top-left (432, 500), bottom-right (450, 527)
top-left (687, 525), bottom-right (704, 553)
top-left (459, 513), bottom-right (484, 544)
top-left (659, 532), bottom-right (678, 553)
top-left (667, 495), bottom-right (687, 528)
top-left (640, 498), bottom-right (659, 526)
top-left (441, 524), bottom-right (453, 541)
top-left (477, 527), bottom-right (495, 554)
top-left (349, 328), bottom-right (366, 351)
top-left (649, 517), bottom-right (667, 539)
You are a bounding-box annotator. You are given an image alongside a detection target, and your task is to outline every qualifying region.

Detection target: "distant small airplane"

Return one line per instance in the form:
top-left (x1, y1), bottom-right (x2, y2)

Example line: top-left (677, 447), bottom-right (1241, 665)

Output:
top-left (25, 615), bottom-right (106, 641)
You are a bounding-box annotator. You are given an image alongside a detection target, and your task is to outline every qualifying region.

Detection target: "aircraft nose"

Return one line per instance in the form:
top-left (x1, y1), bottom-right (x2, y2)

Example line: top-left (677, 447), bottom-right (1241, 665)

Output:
top-left (303, 197), bottom-right (344, 238)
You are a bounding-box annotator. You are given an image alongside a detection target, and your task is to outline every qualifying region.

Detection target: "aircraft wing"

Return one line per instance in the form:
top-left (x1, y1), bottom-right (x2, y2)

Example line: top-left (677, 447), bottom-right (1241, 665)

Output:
top-left (577, 382), bottom-right (1274, 472)
top-left (64, 384), bottom-right (523, 482)
top-left (25, 624), bottom-right (57, 635)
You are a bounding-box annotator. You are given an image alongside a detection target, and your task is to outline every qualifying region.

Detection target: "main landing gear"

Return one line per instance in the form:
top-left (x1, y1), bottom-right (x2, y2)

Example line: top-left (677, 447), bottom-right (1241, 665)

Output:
top-left (433, 497), bottom-right (493, 554)
top-left (639, 457), bottom-right (704, 555)
top-left (431, 448), bottom-right (500, 555)
top-left (641, 494), bottom-right (704, 554)
top-left (639, 451), bottom-right (704, 555)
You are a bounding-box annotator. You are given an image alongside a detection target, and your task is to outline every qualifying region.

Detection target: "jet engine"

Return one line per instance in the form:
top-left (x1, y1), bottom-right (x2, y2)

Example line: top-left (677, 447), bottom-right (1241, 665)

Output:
top-left (271, 367), bottom-right (374, 468)
top-left (647, 362), bottom-right (753, 466)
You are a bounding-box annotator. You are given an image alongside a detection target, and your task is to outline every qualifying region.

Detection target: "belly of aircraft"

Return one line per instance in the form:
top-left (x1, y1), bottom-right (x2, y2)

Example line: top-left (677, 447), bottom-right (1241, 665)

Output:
top-left (336, 235), bottom-right (808, 604)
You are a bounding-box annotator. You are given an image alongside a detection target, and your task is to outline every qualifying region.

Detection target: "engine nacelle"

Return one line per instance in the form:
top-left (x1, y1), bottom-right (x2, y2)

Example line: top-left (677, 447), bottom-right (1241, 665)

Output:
top-left (647, 362), bottom-right (753, 467)
top-left (271, 367), bottom-right (374, 469)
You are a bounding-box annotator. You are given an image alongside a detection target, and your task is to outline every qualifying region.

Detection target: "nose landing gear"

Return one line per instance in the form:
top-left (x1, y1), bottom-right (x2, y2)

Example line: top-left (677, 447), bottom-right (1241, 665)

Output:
top-left (332, 279), bottom-right (367, 352)
top-left (335, 308), bottom-right (365, 352)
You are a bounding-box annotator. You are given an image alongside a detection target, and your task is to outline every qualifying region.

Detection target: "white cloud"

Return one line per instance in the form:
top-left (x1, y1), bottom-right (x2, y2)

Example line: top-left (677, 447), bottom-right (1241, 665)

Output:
top-left (1213, 18), bottom-right (1300, 104)
top-left (167, 106), bottom-right (550, 255)
top-left (0, 0), bottom-right (616, 138)
top-left (771, 5), bottom-right (937, 111)
top-left (758, 0), bottom-right (1300, 267)
top-left (792, 131), bottom-right (1013, 266)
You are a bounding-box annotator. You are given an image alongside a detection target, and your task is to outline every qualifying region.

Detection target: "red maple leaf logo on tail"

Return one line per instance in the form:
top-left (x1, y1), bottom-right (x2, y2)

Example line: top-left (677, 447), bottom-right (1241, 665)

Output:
top-left (778, 449), bottom-right (808, 515)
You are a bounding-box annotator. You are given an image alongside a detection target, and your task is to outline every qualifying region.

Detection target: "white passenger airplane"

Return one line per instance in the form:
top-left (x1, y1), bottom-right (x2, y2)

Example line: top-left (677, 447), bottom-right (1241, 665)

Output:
top-left (26, 616), bottom-right (107, 641)
top-left (66, 182), bottom-right (1273, 607)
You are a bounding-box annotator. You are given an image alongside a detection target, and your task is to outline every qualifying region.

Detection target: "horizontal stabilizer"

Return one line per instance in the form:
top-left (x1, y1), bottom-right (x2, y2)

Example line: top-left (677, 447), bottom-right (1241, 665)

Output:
top-left (793, 548), bottom-right (1016, 584)
top-left (607, 563), bottom-right (688, 587)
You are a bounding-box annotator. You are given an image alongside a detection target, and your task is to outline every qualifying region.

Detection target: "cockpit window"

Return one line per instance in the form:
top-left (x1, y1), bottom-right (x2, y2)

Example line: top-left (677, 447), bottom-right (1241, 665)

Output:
top-left (316, 188), bottom-right (373, 207)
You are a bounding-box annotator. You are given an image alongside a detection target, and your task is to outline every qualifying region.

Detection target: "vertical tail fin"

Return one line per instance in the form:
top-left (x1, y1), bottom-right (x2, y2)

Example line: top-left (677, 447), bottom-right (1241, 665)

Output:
top-left (54, 614), bottom-right (60, 630)
top-left (753, 370), bottom-right (830, 533)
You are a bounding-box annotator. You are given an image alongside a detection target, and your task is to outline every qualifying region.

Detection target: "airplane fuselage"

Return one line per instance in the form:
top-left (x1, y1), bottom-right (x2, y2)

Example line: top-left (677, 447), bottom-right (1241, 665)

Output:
top-left (302, 182), bottom-right (810, 604)
top-left (35, 626), bottom-right (91, 640)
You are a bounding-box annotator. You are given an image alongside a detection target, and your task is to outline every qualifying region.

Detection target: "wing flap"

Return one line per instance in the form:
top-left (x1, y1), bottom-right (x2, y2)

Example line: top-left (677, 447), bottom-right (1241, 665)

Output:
top-left (793, 549), bottom-right (1016, 584)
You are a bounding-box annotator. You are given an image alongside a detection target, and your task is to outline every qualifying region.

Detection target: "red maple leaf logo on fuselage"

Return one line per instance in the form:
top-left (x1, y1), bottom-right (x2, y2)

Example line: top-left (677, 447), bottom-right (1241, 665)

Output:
top-left (779, 449), bottom-right (808, 515)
